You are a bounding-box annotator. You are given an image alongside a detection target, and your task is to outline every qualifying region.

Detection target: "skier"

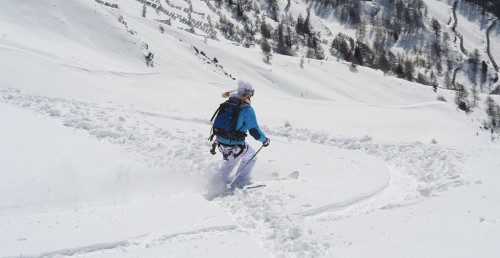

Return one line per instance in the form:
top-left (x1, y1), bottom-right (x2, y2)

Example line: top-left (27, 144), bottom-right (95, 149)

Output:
top-left (214, 80), bottom-right (270, 187)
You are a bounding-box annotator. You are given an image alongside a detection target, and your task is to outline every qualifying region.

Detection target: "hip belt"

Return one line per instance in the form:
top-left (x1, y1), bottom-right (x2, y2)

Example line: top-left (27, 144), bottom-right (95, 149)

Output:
top-left (218, 142), bottom-right (247, 160)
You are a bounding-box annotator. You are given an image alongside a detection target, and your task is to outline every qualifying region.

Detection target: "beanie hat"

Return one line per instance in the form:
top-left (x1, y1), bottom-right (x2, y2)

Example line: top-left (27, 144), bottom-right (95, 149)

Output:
top-left (237, 80), bottom-right (254, 97)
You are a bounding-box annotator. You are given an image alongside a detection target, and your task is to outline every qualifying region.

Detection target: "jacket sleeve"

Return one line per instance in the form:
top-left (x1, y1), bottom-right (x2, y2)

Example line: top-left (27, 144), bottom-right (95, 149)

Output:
top-left (243, 107), bottom-right (267, 142)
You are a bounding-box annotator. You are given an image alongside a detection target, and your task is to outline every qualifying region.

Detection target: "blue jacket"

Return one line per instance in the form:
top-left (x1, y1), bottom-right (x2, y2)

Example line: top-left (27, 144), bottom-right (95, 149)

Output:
top-left (216, 106), bottom-right (266, 145)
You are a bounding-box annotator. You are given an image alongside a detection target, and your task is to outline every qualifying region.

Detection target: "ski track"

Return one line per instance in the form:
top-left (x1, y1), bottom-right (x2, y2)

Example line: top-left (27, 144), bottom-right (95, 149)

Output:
top-left (295, 177), bottom-right (390, 217)
top-left (212, 189), bottom-right (334, 257)
top-left (0, 88), bottom-right (467, 258)
top-left (6, 225), bottom-right (237, 258)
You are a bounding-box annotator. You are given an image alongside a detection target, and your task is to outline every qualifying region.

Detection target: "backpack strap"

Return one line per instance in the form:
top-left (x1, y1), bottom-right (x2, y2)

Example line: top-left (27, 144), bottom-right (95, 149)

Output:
top-left (208, 103), bottom-right (225, 141)
top-left (228, 122), bottom-right (247, 144)
top-left (210, 105), bottom-right (222, 122)
top-left (236, 122), bottom-right (246, 133)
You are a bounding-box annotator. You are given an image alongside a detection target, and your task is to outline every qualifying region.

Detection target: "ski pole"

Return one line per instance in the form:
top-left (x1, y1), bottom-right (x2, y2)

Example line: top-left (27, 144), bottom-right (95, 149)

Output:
top-left (227, 145), bottom-right (264, 189)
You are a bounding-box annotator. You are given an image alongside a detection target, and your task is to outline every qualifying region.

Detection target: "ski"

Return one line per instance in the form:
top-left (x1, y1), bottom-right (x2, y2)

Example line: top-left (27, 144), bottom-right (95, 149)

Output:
top-left (204, 172), bottom-right (299, 200)
top-left (245, 184), bottom-right (266, 189)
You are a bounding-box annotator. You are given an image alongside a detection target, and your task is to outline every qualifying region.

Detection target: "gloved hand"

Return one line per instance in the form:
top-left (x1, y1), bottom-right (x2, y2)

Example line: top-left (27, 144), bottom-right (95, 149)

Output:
top-left (263, 138), bottom-right (270, 147)
top-left (210, 141), bottom-right (217, 155)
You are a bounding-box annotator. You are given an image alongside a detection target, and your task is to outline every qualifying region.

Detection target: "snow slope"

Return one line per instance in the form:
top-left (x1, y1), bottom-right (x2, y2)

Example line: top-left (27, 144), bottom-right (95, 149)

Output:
top-left (2, 0), bottom-right (499, 145)
top-left (1, 0), bottom-right (500, 257)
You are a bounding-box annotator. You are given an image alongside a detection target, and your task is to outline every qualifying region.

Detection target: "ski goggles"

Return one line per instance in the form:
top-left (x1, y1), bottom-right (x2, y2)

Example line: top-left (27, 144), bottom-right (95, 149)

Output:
top-left (244, 89), bottom-right (254, 96)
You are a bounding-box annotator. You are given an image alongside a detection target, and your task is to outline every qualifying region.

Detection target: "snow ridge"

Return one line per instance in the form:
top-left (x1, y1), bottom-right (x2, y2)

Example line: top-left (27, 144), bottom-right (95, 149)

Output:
top-left (265, 127), bottom-right (467, 198)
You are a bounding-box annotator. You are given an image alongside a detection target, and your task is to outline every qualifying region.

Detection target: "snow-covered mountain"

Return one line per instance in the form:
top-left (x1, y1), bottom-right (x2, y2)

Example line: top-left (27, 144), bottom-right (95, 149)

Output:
top-left (1, 0), bottom-right (499, 257)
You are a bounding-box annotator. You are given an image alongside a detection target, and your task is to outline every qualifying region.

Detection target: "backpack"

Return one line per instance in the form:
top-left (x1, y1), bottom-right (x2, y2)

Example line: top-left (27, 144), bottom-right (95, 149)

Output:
top-left (208, 97), bottom-right (246, 143)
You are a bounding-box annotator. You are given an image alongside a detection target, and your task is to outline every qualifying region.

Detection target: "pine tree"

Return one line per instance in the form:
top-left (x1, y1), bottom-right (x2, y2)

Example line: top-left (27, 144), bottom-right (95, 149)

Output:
top-left (252, 0), bottom-right (259, 12)
top-left (417, 72), bottom-right (429, 85)
top-left (443, 32), bottom-right (450, 42)
top-left (455, 83), bottom-right (470, 112)
top-left (303, 8), bottom-right (311, 35)
top-left (379, 52), bottom-right (390, 74)
top-left (356, 20), bottom-right (367, 38)
top-left (268, 0), bottom-right (280, 21)
top-left (444, 73), bottom-right (452, 89)
top-left (430, 69), bottom-right (437, 84)
top-left (349, 53), bottom-right (358, 67)
top-left (388, 51), bottom-right (396, 72)
top-left (431, 18), bottom-right (441, 36)
top-left (485, 95), bottom-right (498, 120)
top-left (274, 22), bottom-right (289, 55)
top-left (469, 49), bottom-right (481, 75)
top-left (431, 42), bottom-right (443, 61)
top-left (471, 84), bottom-right (481, 106)
top-left (255, 16), bottom-right (261, 31)
top-left (306, 46), bottom-right (316, 59)
top-left (446, 55), bottom-right (455, 71)
top-left (339, 39), bottom-right (350, 61)
top-left (481, 60), bottom-right (488, 83)
top-left (436, 61), bottom-right (443, 74)
top-left (156, 3), bottom-right (162, 15)
top-left (285, 27), bottom-right (294, 49)
top-left (396, 64), bottom-right (404, 77)
top-left (404, 59), bottom-right (415, 80)
top-left (236, 0), bottom-right (244, 17)
top-left (261, 18), bottom-right (272, 39)
top-left (261, 39), bottom-right (273, 62)
top-left (313, 33), bottom-right (325, 60)
top-left (354, 46), bottom-right (363, 66)
top-left (287, 13), bottom-right (295, 27)
top-left (296, 14), bottom-right (304, 34)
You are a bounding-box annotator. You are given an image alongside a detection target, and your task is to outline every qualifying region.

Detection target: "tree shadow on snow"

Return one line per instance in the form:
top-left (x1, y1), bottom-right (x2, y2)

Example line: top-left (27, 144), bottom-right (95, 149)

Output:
top-left (457, 1), bottom-right (489, 30)
top-left (395, 30), bottom-right (428, 53)
top-left (302, 0), bottom-right (357, 29)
